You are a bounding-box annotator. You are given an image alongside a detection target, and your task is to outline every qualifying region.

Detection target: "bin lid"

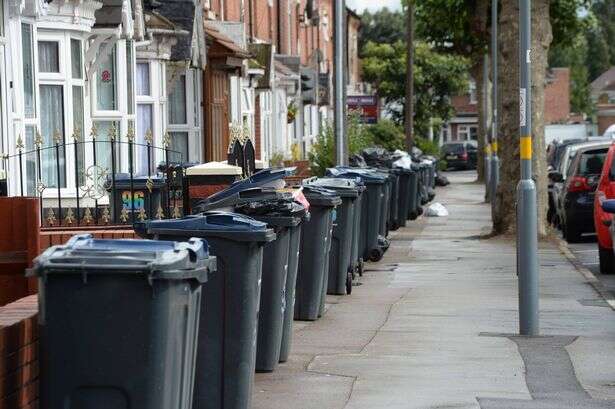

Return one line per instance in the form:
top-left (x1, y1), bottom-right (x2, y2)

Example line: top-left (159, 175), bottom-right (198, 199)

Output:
top-left (235, 198), bottom-right (306, 227)
top-left (326, 167), bottom-right (386, 185)
top-left (302, 177), bottom-right (361, 198)
top-left (134, 212), bottom-right (276, 243)
top-left (197, 168), bottom-right (296, 209)
top-left (109, 173), bottom-right (166, 186)
top-left (29, 234), bottom-right (215, 283)
top-left (301, 185), bottom-right (342, 207)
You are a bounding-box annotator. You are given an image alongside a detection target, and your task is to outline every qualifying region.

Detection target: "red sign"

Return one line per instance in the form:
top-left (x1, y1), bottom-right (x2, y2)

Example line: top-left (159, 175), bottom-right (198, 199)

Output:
top-left (347, 95), bottom-right (379, 124)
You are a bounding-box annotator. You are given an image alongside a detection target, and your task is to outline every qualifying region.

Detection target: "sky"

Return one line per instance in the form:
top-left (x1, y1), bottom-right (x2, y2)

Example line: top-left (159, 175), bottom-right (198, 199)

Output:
top-left (346, 0), bottom-right (402, 12)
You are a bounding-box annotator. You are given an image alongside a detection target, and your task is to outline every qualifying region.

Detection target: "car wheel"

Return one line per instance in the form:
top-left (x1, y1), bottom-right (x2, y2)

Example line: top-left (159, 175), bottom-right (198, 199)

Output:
top-left (564, 223), bottom-right (582, 243)
top-left (599, 246), bottom-right (615, 275)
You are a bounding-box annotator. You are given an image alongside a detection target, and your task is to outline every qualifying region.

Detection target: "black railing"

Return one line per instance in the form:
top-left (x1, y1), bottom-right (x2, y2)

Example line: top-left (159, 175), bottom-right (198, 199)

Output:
top-left (1, 128), bottom-right (185, 228)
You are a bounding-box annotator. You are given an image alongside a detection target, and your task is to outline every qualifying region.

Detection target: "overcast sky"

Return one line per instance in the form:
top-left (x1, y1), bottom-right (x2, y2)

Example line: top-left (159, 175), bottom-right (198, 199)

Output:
top-left (346, 0), bottom-right (402, 12)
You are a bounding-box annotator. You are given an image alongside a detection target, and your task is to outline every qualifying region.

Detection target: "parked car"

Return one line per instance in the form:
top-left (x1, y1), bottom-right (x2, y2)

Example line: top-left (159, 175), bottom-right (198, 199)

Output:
top-left (550, 140), bottom-right (611, 228)
top-left (552, 143), bottom-right (610, 242)
top-left (594, 143), bottom-right (615, 274)
top-left (441, 141), bottom-right (477, 170)
top-left (547, 139), bottom-right (585, 224)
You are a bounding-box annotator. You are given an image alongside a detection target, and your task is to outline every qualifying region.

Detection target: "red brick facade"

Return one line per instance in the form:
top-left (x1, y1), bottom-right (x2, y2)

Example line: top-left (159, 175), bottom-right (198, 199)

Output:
top-left (544, 68), bottom-right (570, 124)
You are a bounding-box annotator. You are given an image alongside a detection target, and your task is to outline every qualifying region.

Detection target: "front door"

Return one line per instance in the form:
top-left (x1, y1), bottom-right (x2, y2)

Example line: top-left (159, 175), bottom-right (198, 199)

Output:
top-left (204, 68), bottom-right (229, 162)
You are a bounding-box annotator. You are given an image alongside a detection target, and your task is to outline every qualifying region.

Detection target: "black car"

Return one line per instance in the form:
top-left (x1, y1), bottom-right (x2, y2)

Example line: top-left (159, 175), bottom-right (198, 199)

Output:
top-left (547, 139), bottom-right (585, 224)
top-left (552, 145), bottom-right (609, 242)
top-left (441, 142), bottom-right (477, 170)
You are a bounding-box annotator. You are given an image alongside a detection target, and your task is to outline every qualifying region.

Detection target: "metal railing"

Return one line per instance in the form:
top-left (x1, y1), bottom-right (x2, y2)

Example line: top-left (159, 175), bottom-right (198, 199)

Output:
top-left (2, 124), bottom-right (185, 229)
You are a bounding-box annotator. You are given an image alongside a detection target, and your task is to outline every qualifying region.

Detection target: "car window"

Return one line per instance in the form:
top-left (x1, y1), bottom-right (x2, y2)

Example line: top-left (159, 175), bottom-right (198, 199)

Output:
top-left (442, 144), bottom-right (464, 154)
top-left (578, 149), bottom-right (607, 176)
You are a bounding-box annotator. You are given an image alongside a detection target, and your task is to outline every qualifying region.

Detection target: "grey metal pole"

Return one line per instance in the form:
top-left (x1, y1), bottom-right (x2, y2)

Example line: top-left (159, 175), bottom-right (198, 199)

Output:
top-left (518, 0), bottom-right (539, 336)
top-left (334, 0), bottom-right (346, 166)
top-left (484, 53), bottom-right (491, 202)
top-left (490, 0), bottom-right (500, 210)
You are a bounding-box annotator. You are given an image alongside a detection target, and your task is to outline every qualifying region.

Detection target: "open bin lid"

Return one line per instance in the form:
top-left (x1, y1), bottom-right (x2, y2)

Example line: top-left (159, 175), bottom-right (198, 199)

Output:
top-left (134, 212), bottom-right (276, 243)
top-left (301, 185), bottom-right (342, 207)
top-left (196, 168), bottom-right (296, 210)
top-left (302, 177), bottom-right (362, 198)
top-left (29, 234), bottom-right (215, 283)
top-left (326, 167), bottom-right (386, 185)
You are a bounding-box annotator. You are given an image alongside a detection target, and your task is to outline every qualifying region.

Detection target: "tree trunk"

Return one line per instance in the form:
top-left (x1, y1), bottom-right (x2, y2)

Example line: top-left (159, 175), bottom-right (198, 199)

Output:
top-left (473, 0), bottom-right (490, 183)
top-left (493, 0), bottom-right (551, 236)
top-left (531, 0), bottom-right (552, 237)
top-left (405, 0), bottom-right (415, 151)
top-left (493, 0), bottom-right (519, 234)
top-left (473, 60), bottom-right (487, 183)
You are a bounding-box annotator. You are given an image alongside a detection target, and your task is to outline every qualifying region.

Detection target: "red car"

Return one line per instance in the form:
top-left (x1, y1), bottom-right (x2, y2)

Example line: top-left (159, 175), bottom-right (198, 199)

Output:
top-left (593, 143), bottom-right (615, 274)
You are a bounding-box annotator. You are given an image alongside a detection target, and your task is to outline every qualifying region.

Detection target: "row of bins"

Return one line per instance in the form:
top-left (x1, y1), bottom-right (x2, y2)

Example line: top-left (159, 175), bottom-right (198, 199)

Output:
top-left (29, 160), bottom-right (437, 409)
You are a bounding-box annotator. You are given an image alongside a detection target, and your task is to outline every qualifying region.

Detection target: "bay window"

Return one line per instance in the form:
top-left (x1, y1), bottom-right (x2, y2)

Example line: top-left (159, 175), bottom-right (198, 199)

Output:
top-left (21, 23), bottom-right (35, 119)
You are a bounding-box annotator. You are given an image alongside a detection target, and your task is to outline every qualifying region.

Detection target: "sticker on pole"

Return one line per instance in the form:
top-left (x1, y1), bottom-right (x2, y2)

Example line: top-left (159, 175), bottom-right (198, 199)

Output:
top-left (519, 88), bottom-right (527, 127)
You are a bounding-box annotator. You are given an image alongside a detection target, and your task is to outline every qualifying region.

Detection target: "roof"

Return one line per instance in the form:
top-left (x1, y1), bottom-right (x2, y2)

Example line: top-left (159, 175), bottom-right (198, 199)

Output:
top-left (94, 0), bottom-right (126, 28)
top-left (144, 0), bottom-right (197, 62)
top-left (591, 67), bottom-right (615, 94)
top-left (204, 21), bottom-right (251, 59)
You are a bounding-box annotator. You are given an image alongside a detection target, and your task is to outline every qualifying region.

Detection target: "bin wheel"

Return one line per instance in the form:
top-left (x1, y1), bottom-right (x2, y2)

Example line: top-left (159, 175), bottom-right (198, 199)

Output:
top-left (346, 272), bottom-right (353, 295)
top-left (358, 259), bottom-right (364, 277)
top-left (369, 248), bottom-right (384, 262)
top-left (417, 206), bottom-right (424, 216)
top-left (390, 221), bottom-right (400, 231)
top-left (409, 211), bottom-right (418, 220)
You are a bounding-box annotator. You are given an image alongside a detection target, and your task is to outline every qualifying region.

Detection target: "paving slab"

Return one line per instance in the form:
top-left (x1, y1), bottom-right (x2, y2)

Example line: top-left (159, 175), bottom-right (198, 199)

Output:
top-left (252, 171), bottom-right (615, 409)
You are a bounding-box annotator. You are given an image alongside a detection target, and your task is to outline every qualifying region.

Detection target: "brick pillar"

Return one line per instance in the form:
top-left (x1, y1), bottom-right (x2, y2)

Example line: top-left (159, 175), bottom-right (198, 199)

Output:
top-left (255, 94), bottom-right (262, 160)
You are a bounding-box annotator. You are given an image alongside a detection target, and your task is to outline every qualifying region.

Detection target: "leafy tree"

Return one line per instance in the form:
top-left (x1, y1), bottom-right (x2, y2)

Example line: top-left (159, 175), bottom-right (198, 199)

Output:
top-left (591, 0), bottom-right (615, 66)
top-left (585, 26), bottom-right (610, 80)
top-left (362, 40), bottom-right (469, 138)
top-left (358, 8), bottom-right (406, 54)
top-left (365, 120), bottom-right (406, 151)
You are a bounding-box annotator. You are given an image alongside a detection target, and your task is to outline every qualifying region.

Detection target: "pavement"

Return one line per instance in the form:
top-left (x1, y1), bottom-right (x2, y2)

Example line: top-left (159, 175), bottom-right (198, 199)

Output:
top-left (252, 170), bottom-right (615, 409)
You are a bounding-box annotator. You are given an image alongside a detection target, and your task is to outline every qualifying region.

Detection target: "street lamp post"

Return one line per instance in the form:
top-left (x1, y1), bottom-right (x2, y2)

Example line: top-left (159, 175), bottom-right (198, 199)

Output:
top-left (334, 0), bottom-right (346, 166)
top-left (490, 0), bottom-right (500, 207)
top-left (518, 0), bottom-right (540, 337)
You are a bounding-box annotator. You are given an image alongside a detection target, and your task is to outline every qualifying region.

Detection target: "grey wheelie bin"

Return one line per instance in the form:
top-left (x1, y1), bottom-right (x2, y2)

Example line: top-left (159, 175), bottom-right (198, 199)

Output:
top-left (294, 185), bottom-right (341, 321)
top-left (303, 177), bottom-right (361, 295)
top-left (30, 234), bottom-right (215, 409)
top-left (134, 213), bottom-right (275, 409)
top-left (279, 208), bottom-right (309, 363)
top-left (388, 168), bottom-right (402, 230)
top-left (395, 167), bottom-right (413, 227)
top-left (233, 192), bottom-right (306, 372)
top-left (408, 163), bottom-right (420, 220)
top-left (198, 179), bottom-right (305, 372)
top-left (327, 167), bottom-right (387, 262)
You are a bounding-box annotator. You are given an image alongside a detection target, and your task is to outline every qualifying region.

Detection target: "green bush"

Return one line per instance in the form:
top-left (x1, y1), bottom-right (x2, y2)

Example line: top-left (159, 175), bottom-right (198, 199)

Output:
top-left (308, 114), bottom-right (374, 176)
top-left (365, 119), bottom-right (405, 151)
top-left (415, 137), bottom-right (441, 158)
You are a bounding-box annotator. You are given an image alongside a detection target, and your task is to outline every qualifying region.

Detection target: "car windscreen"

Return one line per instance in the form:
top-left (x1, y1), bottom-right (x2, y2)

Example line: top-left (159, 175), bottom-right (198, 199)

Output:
top-left (442, 144), bottom-right (464, 155)
top-left (578, 148), bottom-right (608, 176)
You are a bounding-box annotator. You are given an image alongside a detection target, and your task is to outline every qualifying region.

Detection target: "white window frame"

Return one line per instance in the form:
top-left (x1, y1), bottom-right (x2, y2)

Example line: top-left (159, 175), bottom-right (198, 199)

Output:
top-left (90, 39), bottom-right (136, 173)
top-left (36, 30), bottom-right (88, 198)
top-left (136, 59), bottom-right (165, 167)
top-left (469, 79), bottom-right (477, 104)
top-left (259, 90), bottom-right (273, 163)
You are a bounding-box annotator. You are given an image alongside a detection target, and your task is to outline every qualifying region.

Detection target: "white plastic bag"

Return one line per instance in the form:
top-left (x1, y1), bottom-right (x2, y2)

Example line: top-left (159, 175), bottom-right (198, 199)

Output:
top-left (425, 202), bottom-right (449, 217)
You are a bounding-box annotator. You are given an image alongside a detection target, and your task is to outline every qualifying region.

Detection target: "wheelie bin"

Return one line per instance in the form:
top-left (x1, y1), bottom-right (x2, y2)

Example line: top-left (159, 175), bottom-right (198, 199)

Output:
top-left (134, 213), bottom-right (275, 409)
top-left (408, 163), bottom-right (420, 220)
top-left (395, 167), bottom-right (413, 227)
top-left (326, 167), bottom-right (387, 262)
top-left (303, 177), bottom-right (361, 295)
top-left (294, 185), bottom-right (341, 321)
top-left (279, 208), bottom-right (310, 363)
top-left (387, 168), bottom-right (402, 231)
top-left (198, 182), bottom-right (305, 372)
top-left (30, 234), bottom-right (215, 409)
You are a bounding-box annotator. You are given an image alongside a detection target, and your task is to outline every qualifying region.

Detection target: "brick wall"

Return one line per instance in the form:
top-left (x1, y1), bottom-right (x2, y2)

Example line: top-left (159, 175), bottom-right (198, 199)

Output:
top-left (451, 95), bottom-right (478, 115)
top-left (544, 68), bottom-right (570, 124)
top-left (255, 94), bottom-right (262, 160)
top-left (39, 229), bottom-right (137, 255)
top-left (0, 295), bottom-right (39, 409)
top-left (598, 109), bottom-right (615, 135)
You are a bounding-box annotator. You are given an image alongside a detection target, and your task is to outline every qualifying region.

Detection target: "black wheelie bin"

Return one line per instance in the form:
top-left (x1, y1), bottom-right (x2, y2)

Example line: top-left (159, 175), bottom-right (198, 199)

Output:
top-left (303, 177), bottom-right (361, 295)
top-left (294, 185), bottom-right (341, 321)
top-left (30, 234), bottom-right (215, 409)
top-left (134, 212), bottom-right (275, 409)
top-left (326, 167), bottom-right (388, 262)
